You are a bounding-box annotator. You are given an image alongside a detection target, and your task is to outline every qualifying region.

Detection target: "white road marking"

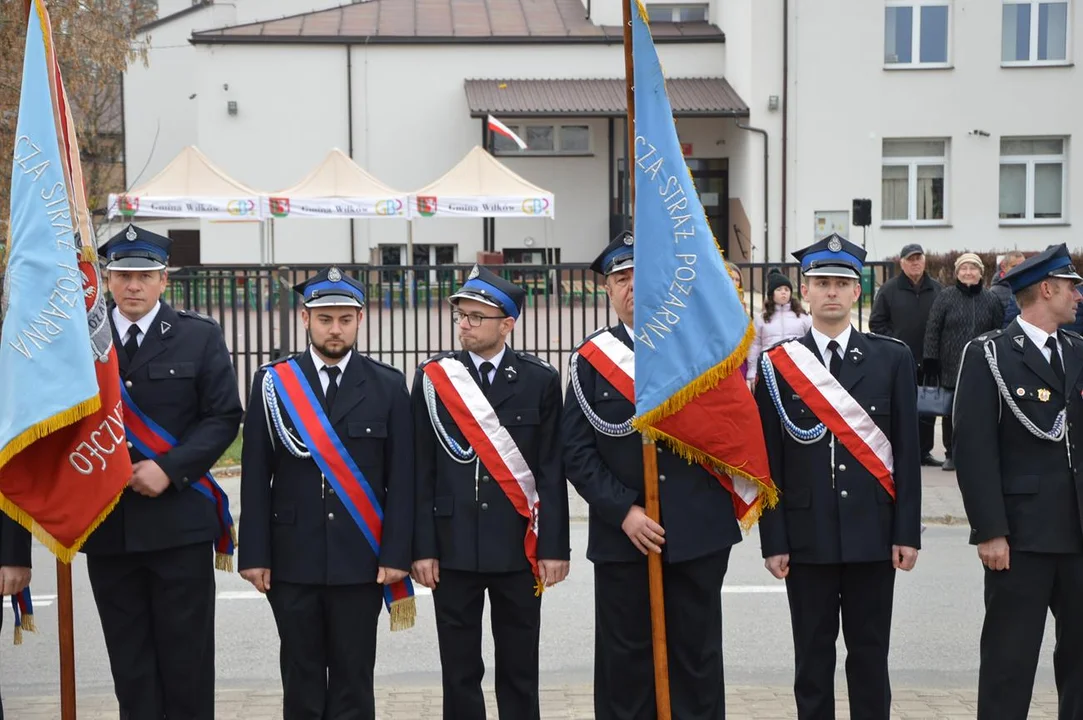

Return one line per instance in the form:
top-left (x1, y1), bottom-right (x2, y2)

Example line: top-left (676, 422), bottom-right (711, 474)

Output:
top-left (722, 585), bottom-right (786, 594)
top-left (216, 585), bottom-right (434, 601)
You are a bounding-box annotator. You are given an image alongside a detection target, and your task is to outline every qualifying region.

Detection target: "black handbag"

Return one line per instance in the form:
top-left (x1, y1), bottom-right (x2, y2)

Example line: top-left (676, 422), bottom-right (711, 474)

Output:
top-left (917, 384), bottom-right (954, 417)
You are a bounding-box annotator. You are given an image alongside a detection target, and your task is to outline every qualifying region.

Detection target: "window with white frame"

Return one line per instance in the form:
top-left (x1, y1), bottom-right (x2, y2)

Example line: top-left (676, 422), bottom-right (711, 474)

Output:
top-left (645, 4), bottom-right (709, 22)
top-left (1002, 1), bottom-right (1070, 64)
top-left (885, 1), bottom-right (951, 66)
top-left (882, 139), bottom-right (948, 224)
top-left (999, 137), bottom-right (1067, 223)
top-left (492, 124), bottom-right (592, 155)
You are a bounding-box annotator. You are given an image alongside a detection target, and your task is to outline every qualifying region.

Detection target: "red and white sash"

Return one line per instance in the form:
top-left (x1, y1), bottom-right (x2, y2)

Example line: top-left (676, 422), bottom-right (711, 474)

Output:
top-left (422, 358), bottom-right (540, 577)
top-left (577, 330), bottom-right (763, 514)
top-left (766, 340), bottom-right (895, 499)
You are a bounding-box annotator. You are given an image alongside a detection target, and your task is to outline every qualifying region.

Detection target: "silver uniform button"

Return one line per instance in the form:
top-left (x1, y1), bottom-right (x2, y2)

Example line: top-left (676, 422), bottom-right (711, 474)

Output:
top-left (840, 490), bottom-right (849, 498)
top-left (169, 369), bottom-right (175, 375)
top-left (870, 406), bottom-right (876, 412)
top-left (838, 464), bottom-right (847, 471)
top-left (659, 475), bottom-right (666, 482)
top-left (328, 512), bottom-right (335, 520)
top-left (481, 503), bottom-right (489, 510)
top-left (366, 428), bottom-right (371, 434)
top-left (125, 380), bottom-right (133, 388)
top-left (126, 441), bottom-right (133, 449)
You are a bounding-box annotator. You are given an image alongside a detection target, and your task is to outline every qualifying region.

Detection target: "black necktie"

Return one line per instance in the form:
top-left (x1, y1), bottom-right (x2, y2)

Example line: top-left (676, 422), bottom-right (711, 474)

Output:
top-left (324, 366), bottom-right (341, 411)
top-left (826, 340), bottom-right (842, 379)
top-left (123, 326), bottom-right (141, 362)
top-left (1046, 336), bottom-right (1065, 387)
top-left (479, 361), bottom-right (494, 396)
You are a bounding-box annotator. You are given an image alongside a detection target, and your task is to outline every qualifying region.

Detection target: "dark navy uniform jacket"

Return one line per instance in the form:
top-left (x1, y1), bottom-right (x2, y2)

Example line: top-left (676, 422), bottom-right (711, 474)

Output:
top-left (954, 320), bottom-right (1083, 553)
top-left (754, 330), bottom-right (923, 564)
top-left (561, 325), bottom-right (742, 565)
top-left (82, 302), bottom-right (243, 555)
top-left (412, 348), bottom-right (569, 573)
top-left (239, 350), bottom-right (415, 584)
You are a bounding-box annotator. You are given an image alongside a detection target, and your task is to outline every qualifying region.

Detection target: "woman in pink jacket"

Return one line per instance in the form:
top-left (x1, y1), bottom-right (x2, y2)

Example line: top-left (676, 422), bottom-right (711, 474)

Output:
top-left (746, 270), bottom-right (812, 389)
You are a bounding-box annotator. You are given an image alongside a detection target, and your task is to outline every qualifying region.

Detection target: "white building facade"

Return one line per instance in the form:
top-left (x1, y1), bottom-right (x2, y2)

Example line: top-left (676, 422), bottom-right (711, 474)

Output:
top-left (118, 0), bottom-right (1080, 266)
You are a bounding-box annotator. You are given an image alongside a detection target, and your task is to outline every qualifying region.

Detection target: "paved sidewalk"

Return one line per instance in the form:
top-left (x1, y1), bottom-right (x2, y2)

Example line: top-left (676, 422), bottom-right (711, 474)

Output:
top-left (6, 685), bottom-right (1061, 718)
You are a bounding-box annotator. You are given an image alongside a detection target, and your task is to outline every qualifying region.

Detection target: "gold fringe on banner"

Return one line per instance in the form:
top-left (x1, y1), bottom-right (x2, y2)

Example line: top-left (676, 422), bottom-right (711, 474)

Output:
top-left (389, 596), bottom-right (416, 632)
top-left (0, 396), bottom-right (101, 473)
top-left (0, 484), bottom-right (124, 565)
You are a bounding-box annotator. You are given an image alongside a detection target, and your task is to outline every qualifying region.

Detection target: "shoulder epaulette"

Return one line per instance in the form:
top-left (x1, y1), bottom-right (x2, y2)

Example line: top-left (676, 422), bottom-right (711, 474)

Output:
top-left (259, 354), bottom-right (297, 370)
top-left (864, 331), bottom-right (907, 347)
top-left (417, 351), bottom-right (457, 370)
top-left (573, 325), bottom-right (616, 352)
top-left (516, 350), bottom-right (557, 373)
top-left (176, 309), bottom-right (218, 326)
top-left (364, 355), bottom-right (406, 378)
top-left (1062, 329), bottom-right (1083, 343)
top-left (973, 328), bottom-right (1005, 344)
top-left (763, 337), bottom-right (797, 354)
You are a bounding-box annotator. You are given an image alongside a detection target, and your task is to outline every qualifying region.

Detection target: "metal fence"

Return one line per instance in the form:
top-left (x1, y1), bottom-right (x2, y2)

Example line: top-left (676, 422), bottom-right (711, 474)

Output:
top-left (162, 261), bottom-right (899, 403)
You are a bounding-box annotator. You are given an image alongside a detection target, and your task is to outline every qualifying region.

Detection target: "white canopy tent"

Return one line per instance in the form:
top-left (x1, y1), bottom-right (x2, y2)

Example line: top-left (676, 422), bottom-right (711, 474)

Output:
top-left (263, 148), bottom-right (408, 219)
top-left (408, 145), bottom-right (554, 219)
top-left (106, 146), bottom-right (264, 222)
top-left (106, 146), bottom-right (268, 262)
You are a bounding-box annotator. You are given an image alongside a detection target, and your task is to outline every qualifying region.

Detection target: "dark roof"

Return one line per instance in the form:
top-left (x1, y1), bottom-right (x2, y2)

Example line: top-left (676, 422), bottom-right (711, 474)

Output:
top-left (465, 77), bottom-right (748, 117)
top-left (190, 0), bottom-right (723, 44)
top-left (139, 0), bottom-right (213, 33)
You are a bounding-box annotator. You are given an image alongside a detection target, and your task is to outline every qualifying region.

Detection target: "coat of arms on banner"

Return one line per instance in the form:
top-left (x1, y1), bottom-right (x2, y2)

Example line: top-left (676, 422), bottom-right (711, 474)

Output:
top-left (117, 195), bottom-right (139, 216)
top-left (269, 198), bottom-right (291, 218)
top-left (416, 196), bottom-right (438, 217)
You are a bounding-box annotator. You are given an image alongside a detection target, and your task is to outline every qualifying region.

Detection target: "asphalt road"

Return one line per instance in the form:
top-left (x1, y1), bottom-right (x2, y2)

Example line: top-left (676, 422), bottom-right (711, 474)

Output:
top-left (0, 523), bottom-right (1058, 700)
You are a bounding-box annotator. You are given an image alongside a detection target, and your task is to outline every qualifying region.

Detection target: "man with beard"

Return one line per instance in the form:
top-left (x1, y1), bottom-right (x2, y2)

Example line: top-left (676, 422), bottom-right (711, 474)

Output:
top-left (412, 265), bottom-right (569, 719)
top-left (954, 244), bottom-right (1083, 719)
top-left (239, 266), bottom-right (415, 719)
top-left (82, 224), bottom-right (243, 719)
top-left (755, 234), bottom-right (921, 720)
top-left (562, 231), bottom-right (742, 720)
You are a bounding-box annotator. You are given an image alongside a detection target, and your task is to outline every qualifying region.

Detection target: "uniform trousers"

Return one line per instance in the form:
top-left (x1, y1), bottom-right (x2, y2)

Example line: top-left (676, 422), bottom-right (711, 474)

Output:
top-left (267, 581), bottom-right (384, 720)
top-left (784, 561), bottom-right (896, 720)
top-left (87, 542), bottom-right (215, 720)
top-left (977, 551), bottom-right (1083, 720)
top-left (433, 568), bottom-right (541, 720)
top-left (593, 549), bottom-right (731, 720)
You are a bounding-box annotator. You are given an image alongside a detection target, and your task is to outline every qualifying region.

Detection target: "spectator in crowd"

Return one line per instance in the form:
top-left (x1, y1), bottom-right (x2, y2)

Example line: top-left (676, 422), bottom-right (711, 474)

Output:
top-left (922, 253), bottom-right (1004, 472)
top-left (726, 260), bottom-right (750, 380)
top-left (990, 250), bottom-right (1025, 328)
top-left (869, 244), bottom-right (944, 466)
top-left (746, 270), bottom-right (812, 389)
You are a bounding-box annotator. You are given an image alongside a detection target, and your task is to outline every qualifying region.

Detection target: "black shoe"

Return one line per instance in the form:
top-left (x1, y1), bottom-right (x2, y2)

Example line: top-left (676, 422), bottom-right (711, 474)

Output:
top-left (921, 454), bottom-right (944, 467)
top-left (942, 458), bottom-right (955, 472)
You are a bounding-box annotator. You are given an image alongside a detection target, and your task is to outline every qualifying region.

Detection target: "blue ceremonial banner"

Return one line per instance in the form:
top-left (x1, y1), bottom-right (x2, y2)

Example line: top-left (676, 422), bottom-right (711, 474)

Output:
top-left (0, 4), bottom-right (99, 469)
top-left (630, 0), bottom-right (775, 522)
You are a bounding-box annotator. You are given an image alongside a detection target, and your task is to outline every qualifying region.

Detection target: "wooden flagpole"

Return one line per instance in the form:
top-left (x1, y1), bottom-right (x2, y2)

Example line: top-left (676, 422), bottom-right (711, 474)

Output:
top-left (56, 559), bottom-right (77, 720)
top-left (622, 0), bottom-right (672, 716)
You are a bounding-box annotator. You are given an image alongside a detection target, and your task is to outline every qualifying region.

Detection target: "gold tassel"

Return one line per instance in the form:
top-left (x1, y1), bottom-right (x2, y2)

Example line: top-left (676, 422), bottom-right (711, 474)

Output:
top-left (13, 626), bottom-right (21, 646)
top-left (20, 613), bottom-right (35, 634)
top-left (389, 597), bottom-right (416, 632)
top-left (533, 576), bottom-right (546, 597)
top-left (214, 553), bottom-right (233, 573)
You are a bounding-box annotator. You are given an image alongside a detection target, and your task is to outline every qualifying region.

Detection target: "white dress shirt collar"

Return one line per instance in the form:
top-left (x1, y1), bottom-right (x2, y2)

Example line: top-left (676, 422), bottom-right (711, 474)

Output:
top-left (1016, 317), bottom-right (1060, 360)
top-left (810, 324), bottom-right (853, 365)
top-left (112, 301), bottom-right (162, 345)
top-left (469, 345), bottom-right (507, 383)
top-left (310, 346), bottom-right (352, 379)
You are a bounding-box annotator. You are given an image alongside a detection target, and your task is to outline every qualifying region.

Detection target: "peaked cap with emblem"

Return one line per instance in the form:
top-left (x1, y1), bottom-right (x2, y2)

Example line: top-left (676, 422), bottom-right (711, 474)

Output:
top-left (293, 266), bottom-right (366, 308)
top-left (99, 223), bottom-right (171, 271)
top-left (792, 233), bottom-right (866, 279)
top-left (448, 265), bottom-right (526, 319)
top-left (1001, 243), bottom-right (1083, 293)
top-left (590, 230), bottom-right (635, 276)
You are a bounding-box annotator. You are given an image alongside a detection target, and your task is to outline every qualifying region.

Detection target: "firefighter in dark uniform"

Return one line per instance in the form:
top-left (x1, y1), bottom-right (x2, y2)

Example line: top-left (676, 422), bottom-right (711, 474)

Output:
top-left (754, 234), bottom-right (922, 720)
top-left (0, 516), bottom-right (32, 720)
top-left (83, 224), bottom-right (243, 719)
top-left (953, 243), bottom-right (1083, 720)
top-left (239, 267), bottom-right (415, 719)
top-left (561, 232), bottom-right (740, 720)
top-left (411, 265), bottom-right (569, 720)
